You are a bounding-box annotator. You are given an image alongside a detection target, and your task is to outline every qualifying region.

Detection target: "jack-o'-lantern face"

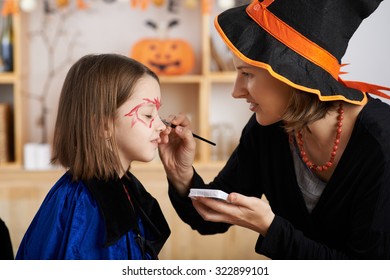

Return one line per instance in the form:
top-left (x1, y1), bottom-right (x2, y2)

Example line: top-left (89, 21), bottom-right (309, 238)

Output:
top-left (131, 38), bottom-right (195, 75)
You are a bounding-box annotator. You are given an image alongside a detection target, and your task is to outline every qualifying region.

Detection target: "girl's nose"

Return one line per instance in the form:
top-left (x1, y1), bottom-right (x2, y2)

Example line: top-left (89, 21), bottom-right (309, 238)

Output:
top-left (156, 117), bottom-right (167, 131)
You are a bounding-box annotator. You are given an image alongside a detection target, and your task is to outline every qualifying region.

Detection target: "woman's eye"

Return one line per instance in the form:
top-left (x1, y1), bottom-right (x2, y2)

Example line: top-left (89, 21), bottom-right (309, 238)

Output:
top-left (145, 115), bottom-right (153, 119)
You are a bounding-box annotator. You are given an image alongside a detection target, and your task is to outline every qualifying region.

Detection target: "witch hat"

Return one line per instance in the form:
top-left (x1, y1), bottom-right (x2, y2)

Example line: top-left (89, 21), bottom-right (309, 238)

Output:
top-left (215, 0), bottom-right (390, 105)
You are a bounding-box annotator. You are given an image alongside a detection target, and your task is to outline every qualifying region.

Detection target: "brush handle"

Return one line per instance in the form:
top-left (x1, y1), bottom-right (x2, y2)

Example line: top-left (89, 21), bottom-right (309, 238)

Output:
top-left (162, 119), bottom-right (216, 146)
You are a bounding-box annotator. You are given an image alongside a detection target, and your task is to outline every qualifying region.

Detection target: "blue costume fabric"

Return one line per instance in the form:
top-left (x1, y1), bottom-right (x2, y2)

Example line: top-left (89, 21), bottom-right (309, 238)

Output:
top-left (16, 171), bottom-right (170, 260)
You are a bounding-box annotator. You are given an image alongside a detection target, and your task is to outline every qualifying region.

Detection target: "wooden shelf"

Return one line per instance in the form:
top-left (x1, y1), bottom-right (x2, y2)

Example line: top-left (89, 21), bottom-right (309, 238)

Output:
top-left (0, 162), bottom-right (21, 170)
top-left (209, 71), bottom-right (236, 82)
top-left (0, 72), bottom-right (18, 83)
top-left (160, 74), bottom-right (203, 83)
top-left (0, 14), bottom-right (22, 168)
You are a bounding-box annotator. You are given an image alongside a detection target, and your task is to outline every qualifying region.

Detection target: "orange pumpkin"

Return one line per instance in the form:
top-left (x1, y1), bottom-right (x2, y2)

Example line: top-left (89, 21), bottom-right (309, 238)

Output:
top-left (131, 38), bottom-right (195, 75)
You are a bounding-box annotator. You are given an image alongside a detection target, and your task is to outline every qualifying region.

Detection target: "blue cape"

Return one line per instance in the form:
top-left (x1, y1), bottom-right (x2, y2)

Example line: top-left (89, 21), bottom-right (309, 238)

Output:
top-left (16, 172), bottom-right (170, 259)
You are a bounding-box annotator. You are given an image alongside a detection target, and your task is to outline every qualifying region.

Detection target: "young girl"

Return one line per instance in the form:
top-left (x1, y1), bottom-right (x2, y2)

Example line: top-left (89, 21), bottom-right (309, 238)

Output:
top-left (16, 54), bottom-right (170, 259)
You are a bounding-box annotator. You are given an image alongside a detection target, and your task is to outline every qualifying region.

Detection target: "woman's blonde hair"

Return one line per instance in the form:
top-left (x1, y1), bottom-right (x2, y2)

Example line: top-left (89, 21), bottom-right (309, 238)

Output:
top-left (283, 88), bottom-right (338, 133)
top-left (51, 54), bottom-right (159, 181)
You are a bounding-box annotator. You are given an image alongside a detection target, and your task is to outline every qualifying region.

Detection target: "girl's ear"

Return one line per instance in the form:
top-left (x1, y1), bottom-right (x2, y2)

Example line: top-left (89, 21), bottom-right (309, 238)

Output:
top-left (104, 119), bottom-right (114, 139)
top-left (104, 129), bottom-right (111, 140)
top-left (104, 120), bottom-right (115, 152)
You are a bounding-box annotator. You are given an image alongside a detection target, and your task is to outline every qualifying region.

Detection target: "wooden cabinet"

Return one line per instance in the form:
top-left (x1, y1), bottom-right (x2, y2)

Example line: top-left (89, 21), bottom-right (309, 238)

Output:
top-left (0, 14), bottom-right (22, 168)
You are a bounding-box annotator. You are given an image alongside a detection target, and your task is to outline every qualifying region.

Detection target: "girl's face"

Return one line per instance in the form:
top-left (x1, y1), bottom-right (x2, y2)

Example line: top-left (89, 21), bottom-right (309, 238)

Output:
top-left (114, 75), bottom-right (166, 170)
top-left (232, 55), bottom-right (292, 125)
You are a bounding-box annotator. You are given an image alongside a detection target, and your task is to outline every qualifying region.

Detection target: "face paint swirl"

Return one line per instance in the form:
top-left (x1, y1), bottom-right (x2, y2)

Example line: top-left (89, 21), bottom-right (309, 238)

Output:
top-left (124, 97), bottom-right (161, 128)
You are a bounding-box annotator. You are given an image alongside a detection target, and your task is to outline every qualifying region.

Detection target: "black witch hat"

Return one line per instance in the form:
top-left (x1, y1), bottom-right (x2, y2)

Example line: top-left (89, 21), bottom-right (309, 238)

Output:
top-left (215, 0), bottom-right (390, 105)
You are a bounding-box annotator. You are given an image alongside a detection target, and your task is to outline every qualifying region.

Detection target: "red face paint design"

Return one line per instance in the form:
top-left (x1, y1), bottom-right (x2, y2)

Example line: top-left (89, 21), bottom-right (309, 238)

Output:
top-left (124, 97), bottom-right (161, 128)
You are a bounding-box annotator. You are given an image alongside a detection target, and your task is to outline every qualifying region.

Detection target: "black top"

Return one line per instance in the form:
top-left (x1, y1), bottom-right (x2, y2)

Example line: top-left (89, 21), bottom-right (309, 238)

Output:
top-left (0, 218), bottom-right (13, 259)
top-left (169, 97), bottom-right (390, 259)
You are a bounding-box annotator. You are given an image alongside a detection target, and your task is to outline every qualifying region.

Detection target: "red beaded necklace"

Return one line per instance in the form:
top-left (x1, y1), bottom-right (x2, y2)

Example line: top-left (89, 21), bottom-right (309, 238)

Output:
top-left (295, 103), bottom-right (344, 172)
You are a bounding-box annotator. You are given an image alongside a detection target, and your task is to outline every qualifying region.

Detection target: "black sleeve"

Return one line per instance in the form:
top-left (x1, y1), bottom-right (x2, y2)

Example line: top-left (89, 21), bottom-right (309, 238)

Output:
top-left (0, 218), bottom-right (14, 260)
top-left (255, 216), bottom-right (351, 259)
top-left (168, 115), bottom-right (263, 235)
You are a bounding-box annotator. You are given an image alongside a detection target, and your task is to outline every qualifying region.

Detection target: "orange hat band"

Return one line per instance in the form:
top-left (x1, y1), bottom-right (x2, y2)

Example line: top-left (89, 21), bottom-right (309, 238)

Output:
top-left (246, 0), bottom-right (341, 80)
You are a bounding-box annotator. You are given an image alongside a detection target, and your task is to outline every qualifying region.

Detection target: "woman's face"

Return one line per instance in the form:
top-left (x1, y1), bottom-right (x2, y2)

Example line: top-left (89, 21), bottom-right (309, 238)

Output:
top-left (114, 75), bottom-right (166, 169)
top-left (232, 55), bottom-right (292, 125)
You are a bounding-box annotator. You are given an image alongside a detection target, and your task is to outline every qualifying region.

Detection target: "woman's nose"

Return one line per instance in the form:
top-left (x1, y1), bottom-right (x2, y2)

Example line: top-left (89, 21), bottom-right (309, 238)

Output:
top-left (232, 78), bottom-right (247, 99)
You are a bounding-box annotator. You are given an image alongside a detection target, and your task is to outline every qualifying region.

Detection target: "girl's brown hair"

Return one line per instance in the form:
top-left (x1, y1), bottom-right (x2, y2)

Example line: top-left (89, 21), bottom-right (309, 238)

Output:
top-left (51, 54), bottom-right (159, 181)
top-left (283, 88), bottom-right (338, 133)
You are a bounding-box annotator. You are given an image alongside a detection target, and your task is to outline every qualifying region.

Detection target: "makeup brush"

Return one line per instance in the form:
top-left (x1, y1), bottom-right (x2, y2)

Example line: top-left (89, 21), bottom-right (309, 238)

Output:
top-left (161, 119), bottom-right (216, 146)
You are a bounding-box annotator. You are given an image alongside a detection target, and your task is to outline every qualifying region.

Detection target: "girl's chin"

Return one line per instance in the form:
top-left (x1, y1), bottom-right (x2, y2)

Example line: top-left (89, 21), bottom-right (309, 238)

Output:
top-left (144, 151), bottom-right (159, 163)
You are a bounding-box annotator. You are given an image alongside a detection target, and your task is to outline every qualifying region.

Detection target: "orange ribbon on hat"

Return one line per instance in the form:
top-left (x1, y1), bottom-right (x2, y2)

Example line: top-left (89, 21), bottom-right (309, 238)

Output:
top-left (246, 0), bottom-right (390, 100)
top-left (246, 0), bottom-right (341, 80)
top-left (340, 79), bottom-right (390, 100)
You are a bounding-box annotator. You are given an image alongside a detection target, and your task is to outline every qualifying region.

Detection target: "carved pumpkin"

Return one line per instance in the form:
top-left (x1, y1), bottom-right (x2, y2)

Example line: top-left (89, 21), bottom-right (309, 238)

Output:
top-left (131, 39), bottom-right (195, 75)
top-left (130, 19), bottom-right (195, 75)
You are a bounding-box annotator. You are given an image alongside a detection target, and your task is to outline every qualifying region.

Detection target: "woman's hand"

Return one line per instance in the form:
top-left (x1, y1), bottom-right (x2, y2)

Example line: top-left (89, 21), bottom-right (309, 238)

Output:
top-left (159, 113), bottom-right (196, 196)
top-left (192, 193), bottom-right (275, 236)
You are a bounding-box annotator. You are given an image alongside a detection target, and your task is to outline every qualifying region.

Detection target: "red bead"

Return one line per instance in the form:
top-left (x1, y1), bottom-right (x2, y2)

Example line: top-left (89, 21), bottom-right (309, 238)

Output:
top-left (293, 103), bottom-right (343, 172)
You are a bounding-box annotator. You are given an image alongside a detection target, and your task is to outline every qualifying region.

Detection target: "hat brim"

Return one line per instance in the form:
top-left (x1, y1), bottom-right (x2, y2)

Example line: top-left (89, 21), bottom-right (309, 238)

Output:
top-left (215, 5), bottom-right (367, 105)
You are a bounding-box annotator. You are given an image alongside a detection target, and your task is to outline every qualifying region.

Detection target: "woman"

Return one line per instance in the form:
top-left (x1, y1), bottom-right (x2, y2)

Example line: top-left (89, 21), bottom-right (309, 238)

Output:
top-left (159, 0), bottom-right (390, 259)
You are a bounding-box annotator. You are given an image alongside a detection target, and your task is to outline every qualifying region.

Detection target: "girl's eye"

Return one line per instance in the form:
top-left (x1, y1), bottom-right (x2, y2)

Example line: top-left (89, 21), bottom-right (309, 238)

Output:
top-left (145, 115), bottom-right (153, 119)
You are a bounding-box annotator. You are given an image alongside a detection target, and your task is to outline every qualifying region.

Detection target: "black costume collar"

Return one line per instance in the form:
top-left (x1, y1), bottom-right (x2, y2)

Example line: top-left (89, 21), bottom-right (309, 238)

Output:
top-left (84, 171), bottom-right (170, 255)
